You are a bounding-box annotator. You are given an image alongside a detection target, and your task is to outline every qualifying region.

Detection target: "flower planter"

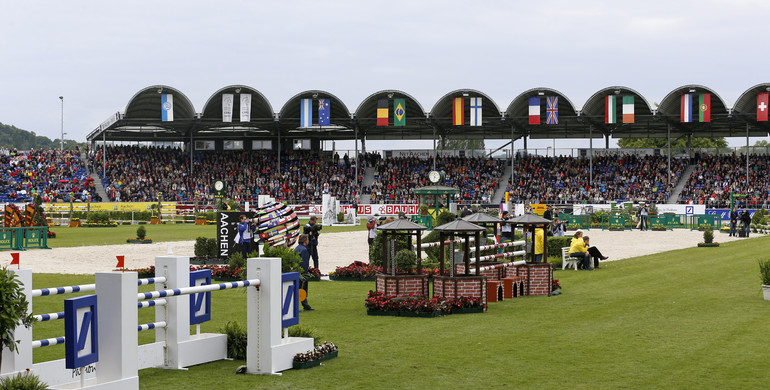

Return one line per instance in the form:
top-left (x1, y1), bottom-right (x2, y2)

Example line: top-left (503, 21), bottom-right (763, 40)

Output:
top-left (319, 350), bottom-right (338, 362)
top-left (697, 243), bottom-right (720, 247)
top-left (68, 220), bottom-right (81, 227)
top-left (452, 307), bottom-right (484, 314)
top-left (190, 257), bottom-right (227, 265)
top-left (330, 276), bottom-right (376, 282)
top-left (763, 285), bottom-right (770, 301)
top-left (126, 239), bottom-right (153, 244)
top-left (293, 359), bottom-right (322, 370)
top-left (366, 310), bottom-right (399, 316)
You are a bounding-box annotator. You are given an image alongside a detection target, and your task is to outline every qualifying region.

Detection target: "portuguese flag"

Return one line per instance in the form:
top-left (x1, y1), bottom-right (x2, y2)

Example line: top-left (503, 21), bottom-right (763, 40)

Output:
top-left (698, 93), bottom-right (711, 123)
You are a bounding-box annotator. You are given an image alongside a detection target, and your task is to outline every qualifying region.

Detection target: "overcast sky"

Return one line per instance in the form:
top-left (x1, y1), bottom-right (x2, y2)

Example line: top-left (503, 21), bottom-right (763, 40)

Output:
top-left (2, 0), bottom-right (768, 151)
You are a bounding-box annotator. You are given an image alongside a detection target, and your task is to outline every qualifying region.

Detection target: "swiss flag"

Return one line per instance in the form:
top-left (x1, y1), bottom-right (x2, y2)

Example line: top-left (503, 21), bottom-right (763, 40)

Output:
top-left (758, 92), bottom-right (769, 122)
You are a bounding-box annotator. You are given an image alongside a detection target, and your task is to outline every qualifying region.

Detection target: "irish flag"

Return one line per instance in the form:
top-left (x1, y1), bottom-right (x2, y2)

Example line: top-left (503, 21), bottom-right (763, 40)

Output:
top-left (605, 95), bottom-right (616, 124)
top-left (622, 96), bottom-right (634, 123)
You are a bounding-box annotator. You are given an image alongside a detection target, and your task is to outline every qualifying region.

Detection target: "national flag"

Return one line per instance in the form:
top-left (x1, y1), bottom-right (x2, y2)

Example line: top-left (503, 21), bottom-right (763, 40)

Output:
top-left (758, 92), bottom-right (769, 122)
top-left (300, 99), bottom-right (312, 127)
top-left (161, 94), bottom-right (174, 122)
top-left (394, 99), bottom-right (405, 126)
top-left (377, 99), bottom-right (389, 126)
top-left (470, 97), bottom-right (482, 126)
top-left (453, 97), bottom-right (464, 126)
top-left (115, 255), bottom-right (125, 269)
top-left (605, 95), bottom-right (616, 124)
top-left (528, 97), bottom-right (540, 125)
top-left (698, 93), bottom-right (711, 123)
top-left (546, 96), bottom-right (558, 125)
top-left (681, 94), bottom-right (693, 123)
top-left (10, 252), bottom-right (19, 268)
top-left (240, 94), bottom-right (251, 122)
top-left (222, 94), bottom-right (234, 123)
top-left (622, 96), bottom-right (634, 123)
top-left (318, 99), bottom-right (330, 126)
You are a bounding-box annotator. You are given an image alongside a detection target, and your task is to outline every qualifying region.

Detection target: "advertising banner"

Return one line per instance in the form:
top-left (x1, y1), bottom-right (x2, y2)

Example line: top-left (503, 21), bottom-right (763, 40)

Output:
top-left (217, 211), bottom-right (256, 258)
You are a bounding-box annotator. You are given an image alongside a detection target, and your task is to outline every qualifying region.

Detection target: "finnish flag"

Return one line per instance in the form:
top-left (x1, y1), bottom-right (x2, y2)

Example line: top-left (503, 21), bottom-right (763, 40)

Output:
top-left (161, 94), bottom-right (174, 122)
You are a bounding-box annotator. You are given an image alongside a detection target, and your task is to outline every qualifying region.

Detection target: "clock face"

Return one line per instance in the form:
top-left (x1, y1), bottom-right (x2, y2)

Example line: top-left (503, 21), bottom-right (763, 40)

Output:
top-left (429, 170), bottom-right (440, 183)
top-left (214, 181), bottom-right (224, 191)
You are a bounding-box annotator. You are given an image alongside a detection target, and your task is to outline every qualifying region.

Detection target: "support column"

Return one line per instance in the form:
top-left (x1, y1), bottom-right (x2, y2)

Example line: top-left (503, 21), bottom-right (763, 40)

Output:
top-left (589, 125), bottom-right (593, 185)
top-left (154, 256), bottom-right (190, 369)
top-left (95, 271), bottom-right (138, 387)
top-left (667, 124), bottom-right (671, 187)
top-left (747, 122), bottom-right (750, 188)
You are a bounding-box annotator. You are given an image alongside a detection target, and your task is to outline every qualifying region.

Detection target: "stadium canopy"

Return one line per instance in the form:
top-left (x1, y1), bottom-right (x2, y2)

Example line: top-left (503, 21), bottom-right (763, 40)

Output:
top-left (430, 89), bottom-right (507, 139)
top-left (505, 88), bottom-right (580, 139)
top-left (354, 90), bottom-right (432, 140)
top-left (580, 86), bottom-right (659, 140)
top-left (277, 90), bottom-right (353, 140)
top-left (197, 85), bottom-right (276, 138)
top-left (731, 83), bottom-right (770, 135)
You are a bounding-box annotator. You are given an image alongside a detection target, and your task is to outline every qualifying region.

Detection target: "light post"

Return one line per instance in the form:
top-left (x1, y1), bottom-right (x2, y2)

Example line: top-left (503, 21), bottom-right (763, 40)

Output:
top-left (59, 96), bottom-right (64, 151)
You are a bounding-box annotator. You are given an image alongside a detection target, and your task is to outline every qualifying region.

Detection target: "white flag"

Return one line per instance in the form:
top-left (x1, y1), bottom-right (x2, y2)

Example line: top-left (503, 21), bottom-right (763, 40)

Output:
top-left (240, 94), bottom-right (251, 122)
top-left (222, 94), bottom-right (234, 123)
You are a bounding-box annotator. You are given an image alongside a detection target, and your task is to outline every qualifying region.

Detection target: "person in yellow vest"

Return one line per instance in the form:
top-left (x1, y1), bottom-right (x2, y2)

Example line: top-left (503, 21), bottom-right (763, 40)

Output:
top-left (534, 228), bottom-right (545, 262)
top-left (568, 230), bottom-right (593, 271)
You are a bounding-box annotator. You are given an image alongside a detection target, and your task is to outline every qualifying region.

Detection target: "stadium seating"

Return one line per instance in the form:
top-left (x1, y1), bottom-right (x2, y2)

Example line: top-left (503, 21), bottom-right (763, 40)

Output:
top-left (0, 148), bottom-right (91, 203)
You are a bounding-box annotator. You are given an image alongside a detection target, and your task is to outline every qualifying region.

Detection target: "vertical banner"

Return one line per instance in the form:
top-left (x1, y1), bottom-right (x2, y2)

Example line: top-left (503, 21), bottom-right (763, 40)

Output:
top-left (452, 97), bottom-right (464, 126)
top-left (161, 94), bottom-right (174, 122)
top-left (470, 97), bottom-right (482, 126)
top-left (546, 96), bottom-right (558, 125)
top-left (222, 94), bottom-right (234, 123)
top-left (240, 94), bottom-right (252, 122)
top-left (759, 92), bottom-right (769, 122)
top-left (217, 211), bottom-right (256, 258)
top-left (377, 99), bottom-right (389, 126)
top-left (681, 93), bottom-right (693, 123)
top-left (394, 98), bottom-right (405, 126)
top-left (605, 95), bottom-right (616, 124)
top-left (622, 95), bottom-right (634, 123)
top-left (699, 93), bottom-right (711, 123)
top-left (300, 99), bottom-right (312, 127)
top-left (528, 96), bottom-right (540, 124)
top-left (318, 99), bottom-right (330, 126)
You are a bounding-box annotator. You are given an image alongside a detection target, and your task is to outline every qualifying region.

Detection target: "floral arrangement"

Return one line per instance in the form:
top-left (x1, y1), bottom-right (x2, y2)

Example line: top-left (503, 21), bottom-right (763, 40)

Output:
top-left (331, 263), bottom-right (440, 279)
top-left (365, 290), bottom-right (484, 314)
top-left (293, 342), bottom-right (338, 363)
top-left (115, 264), bottom-right (245, 280)
top-left (552, 279), bottom-right (561, 291)
top-left (305, 267), bottom-right (322, 281)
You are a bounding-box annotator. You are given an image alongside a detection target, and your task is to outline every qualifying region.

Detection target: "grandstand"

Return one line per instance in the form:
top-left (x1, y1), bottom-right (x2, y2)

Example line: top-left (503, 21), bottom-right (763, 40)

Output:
top-left (10, 83), bottom-right (770, 209)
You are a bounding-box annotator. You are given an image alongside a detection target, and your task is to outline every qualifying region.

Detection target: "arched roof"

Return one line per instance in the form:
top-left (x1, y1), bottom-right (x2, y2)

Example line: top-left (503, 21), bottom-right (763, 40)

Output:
top-left (124, 85), bottom-right (196, 121)
top-left (198, 85), bottom-right (276, 137)
top-left (505, 88), bottom-right (581, 139)
top-left (429, 89), bottom-right (506, 139)
top-left (580, 86), bottom-right (660, 138)
top-left (354, 90), bottom-right (431, 140)
top-left (655, 84), bottom-right (756, 137)
top-left (732, 83), bottom-right (770, 134)
top-left (277, 90), bottom-right (354, 140)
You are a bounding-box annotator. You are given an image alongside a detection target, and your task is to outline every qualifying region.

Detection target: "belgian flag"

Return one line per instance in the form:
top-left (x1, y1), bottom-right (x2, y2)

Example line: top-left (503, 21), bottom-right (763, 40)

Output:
top-left (377, 99), bottom-right (389, 126)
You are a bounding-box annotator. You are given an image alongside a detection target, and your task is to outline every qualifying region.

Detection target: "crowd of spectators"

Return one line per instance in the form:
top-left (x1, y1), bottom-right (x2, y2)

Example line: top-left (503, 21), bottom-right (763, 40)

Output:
top-left (503, 154), bottom-right (686, 204)
top-left (90, 146), bottom-right (360, 203)
top-left (367, 156), bottom-right (503, 204)
top-left (0, 148), bottom-right (94, 203)
top-left (678, 153), bottom-right (770, 208)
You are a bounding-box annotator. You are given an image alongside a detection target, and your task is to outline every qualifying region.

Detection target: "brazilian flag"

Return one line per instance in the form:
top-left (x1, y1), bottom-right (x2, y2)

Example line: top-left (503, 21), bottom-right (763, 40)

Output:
top-left (394, 98), bottom-right (405, 126)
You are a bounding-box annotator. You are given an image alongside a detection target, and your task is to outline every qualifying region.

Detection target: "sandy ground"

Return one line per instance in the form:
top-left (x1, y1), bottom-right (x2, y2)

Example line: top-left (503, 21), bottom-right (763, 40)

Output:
top-left (4, 229), bottom-right (753, 275)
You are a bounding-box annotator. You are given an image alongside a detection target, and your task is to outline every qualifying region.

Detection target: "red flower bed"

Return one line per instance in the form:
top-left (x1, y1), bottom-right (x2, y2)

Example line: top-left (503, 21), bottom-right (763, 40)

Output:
top-left (365, 290), bottom-right (485, 314)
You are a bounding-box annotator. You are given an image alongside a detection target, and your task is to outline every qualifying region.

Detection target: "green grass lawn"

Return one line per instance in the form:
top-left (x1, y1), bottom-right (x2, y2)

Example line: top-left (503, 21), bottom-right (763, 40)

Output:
top-left (46, 219), bottom-right (365, 248)
top-left (27, 236), bottom-right (770, 389)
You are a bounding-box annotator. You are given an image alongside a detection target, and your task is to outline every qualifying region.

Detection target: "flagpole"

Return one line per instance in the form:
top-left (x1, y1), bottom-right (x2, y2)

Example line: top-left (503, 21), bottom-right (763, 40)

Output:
top-left (59, 96), bottom-right (64, 151)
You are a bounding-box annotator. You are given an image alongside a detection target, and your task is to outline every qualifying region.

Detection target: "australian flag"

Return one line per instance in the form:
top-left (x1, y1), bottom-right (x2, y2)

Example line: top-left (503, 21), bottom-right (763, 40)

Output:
top-left (546, 96), bottom-right (558, 125)
top-left (318, 99), bottom-right (330, 126)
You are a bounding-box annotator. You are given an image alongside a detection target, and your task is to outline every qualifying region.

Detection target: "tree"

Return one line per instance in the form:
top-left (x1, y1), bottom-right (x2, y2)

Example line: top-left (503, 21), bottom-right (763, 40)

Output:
top-left (0, 267), bottom-right (36, 369)
top-left (617, 137), bottom-right (727, 149)
top-left (439, 138), bottom-right (485, 150)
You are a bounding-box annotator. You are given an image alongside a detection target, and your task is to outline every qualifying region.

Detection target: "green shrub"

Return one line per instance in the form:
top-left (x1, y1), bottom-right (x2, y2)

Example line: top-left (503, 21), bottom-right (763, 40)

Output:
top-left (136, 225), bottom-right (147, 240)
top-left (228, 252), bottom-right (245, 270)
top-left (759, 258), bottom-right (770, 285)
top-left (337, 212), bottom-right (345, 223)
top-left (436, 210), bottom-right (456, 226)
top-left (0, 371), bottom-right (48, 390)
top-left (194, 237), bottom-right (209, 257)
top-left (752, 209), bottom-right (767, 225)
top-left (368, 232), bottom-right (411, 267)
top-left (703, 227), bottom-right (714, 244)
top-left (0, 267), bottom-right (37, 368)
top-left (206, 238), bottom-right (218, 257)
top-left (86, 211), bottom-right (111, 224)
top-left (262, 244), bottom-right (303, 274)
top-left (288, 324), bottom-right (320, 345)
top-left (546, 236), bottom-right (572, 258)
top-left (395, 249), bottom-right (417, 272)
top-left (221, 321), bottom-right (247, 360)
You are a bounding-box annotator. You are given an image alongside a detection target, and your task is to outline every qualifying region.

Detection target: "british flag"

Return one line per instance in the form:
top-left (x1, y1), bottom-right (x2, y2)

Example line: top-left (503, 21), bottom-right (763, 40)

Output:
top-left (546, 96), bottom-right (559, 125)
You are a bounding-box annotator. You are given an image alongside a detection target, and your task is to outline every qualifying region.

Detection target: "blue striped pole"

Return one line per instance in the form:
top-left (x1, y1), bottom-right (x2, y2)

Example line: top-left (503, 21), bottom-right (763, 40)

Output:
top-left (137, 279), bottom-right (260, 301)
top-left (32, 284), bottom-right (95, 297)
top-left (33, 311), bottom-right (65, 322)
top-left (32, 337), bottom-right (65, 348)
top-left (137, 321), bottom-right (167, 332)
top-left (137, 298), bottom-right (167, 309)
top-left (137, 277), bottom-right (166, 286)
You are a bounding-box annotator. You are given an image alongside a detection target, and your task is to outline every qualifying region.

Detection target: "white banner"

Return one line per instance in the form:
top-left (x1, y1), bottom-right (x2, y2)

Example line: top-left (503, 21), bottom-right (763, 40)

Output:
top-left (572, 203), bottom-right (704, 215)
top-left (222, 94), bottom-right (234, 123)
top-left (240, 94), bottom-right (252, 122)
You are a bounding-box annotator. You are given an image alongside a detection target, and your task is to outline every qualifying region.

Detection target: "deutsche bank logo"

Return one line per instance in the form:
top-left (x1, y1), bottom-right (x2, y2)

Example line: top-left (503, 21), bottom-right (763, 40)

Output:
top-left (282, 272), bottom-right (300, 328)
top-left (190, 269), bottom-right (212, 325)
top-left (685, 206), bottom-right (694, 215)
top-left (64, 295), bottom-right (98, 369)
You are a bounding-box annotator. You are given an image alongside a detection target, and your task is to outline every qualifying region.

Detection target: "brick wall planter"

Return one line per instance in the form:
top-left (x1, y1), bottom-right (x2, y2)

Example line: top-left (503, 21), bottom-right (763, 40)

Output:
top-left (455, 262), bottom-right (506, 280)
top-left (331, 275), bottom-right (376, 281)
top-left (432, 275), bottom-right (488, 310)
top-left (505, 263), bottom-right (554, 296)
top-left (375, 274), bottom-right (430, 296)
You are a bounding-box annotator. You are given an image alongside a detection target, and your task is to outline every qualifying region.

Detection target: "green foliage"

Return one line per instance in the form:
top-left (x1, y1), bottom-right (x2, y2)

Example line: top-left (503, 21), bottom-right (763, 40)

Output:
top-left (394, 249), bottom-right (417, 272)
top-left (136, 225), bottom-right (147, 240)
top-left (0, 267), bottom-right (36, 368)
top-left (759, 258), bottom-right (770, 285)
top-left (436, 210), bottom-right (457, 226)
top-left (703, 227), bottom-right (714, 244)
top-left (440, 138), bottom-right (485, 150)
top-left (617, 137), bottom-right (727, 148)
top-left (194, 237), bottom-right (209, 257)
top-left (368, 232), bottom-right (411, 266)
top-left (546, 236), bottom-right (572, 258)
top-left (418, 204), bottom-right (429, 215)
top-left (751, 209), bottom-right (767, 225)
top-left (197, 211), bottom-right (216, 221)
top-left (32, 195), bottom-right (47, 227)
top-left (337, 212), bottom-right (345, 223)
top-left (0, 371), bottom-right (48, 390)
top-left (228, 252), bottom-right (245, 270)
top-left (0, 121), bottom-right (83, 150)
top-left (262, 244), bottom-right (303, 274)
top-left (86, 212), bottom-right (111, 224)
top-left (288, 324), bottom-right (321, 345)
top-left (220, 321), bottom-right (247, 360)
